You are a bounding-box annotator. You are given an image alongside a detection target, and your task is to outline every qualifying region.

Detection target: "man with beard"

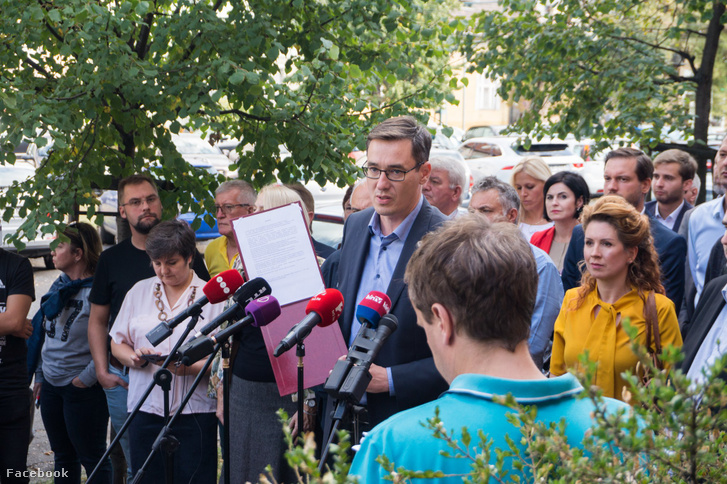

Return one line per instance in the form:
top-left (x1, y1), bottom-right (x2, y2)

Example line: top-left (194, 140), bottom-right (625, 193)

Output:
top-left (645, 149), bottom-right (696, 232)
top-left (87, 175), bottom-right (209, 481)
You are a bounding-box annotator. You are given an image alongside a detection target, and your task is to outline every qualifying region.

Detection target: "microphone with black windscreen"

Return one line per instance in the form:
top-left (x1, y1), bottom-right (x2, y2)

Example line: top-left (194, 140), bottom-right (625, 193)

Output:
top-left (177, 295), bottom-right (281, 365)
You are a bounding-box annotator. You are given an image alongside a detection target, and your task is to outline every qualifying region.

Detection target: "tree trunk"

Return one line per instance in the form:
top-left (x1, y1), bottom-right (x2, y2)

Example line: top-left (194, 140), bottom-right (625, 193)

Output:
top-left (693, 1), bottom-right (725, 203)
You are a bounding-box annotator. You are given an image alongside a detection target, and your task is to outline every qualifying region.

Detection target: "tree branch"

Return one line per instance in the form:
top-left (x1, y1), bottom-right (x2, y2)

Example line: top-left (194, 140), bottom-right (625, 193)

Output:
top-left (42, 19), bottom-right (65, 44)
top-left (348, 82), bottom-right (437, 117)
top-left (209, 109), bottom-right (272, 122)
top-left (607, 34), bottom-right (697, 73)
top-left (22, 57), bottom-right (52, 79)
top-left (135, 10), bottom-right (156, 60)
top-left (680, 28), bottom-right (708, 38)
top-left (178, 0), bottom-right (226, 64)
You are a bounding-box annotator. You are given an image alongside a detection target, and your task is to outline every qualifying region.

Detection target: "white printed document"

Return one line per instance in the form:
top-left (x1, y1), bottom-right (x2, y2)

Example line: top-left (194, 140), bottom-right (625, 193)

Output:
top-left (233, 202), bottom-right (324, 306)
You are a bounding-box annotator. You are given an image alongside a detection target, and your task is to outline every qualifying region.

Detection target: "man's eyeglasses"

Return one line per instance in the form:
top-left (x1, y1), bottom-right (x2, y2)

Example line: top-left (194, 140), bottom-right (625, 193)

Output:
top-left (214, 203), bottom-right (252, 215)
top-left (363, 162), bottom-right (423, 182)
top-left (121, 195), bottom-right (160, 208)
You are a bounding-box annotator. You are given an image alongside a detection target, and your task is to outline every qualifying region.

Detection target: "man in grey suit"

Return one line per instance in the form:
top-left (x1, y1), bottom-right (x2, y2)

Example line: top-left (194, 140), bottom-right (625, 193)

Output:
top-left (322, 116), bottom-right (448, 428)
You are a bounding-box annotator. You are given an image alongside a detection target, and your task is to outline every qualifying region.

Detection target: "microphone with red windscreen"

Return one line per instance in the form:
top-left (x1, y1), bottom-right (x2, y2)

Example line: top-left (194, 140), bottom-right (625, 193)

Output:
top-left (146, 269), bottom-right (245, 346)
top-left (273, 288), bottom-right (344, 357)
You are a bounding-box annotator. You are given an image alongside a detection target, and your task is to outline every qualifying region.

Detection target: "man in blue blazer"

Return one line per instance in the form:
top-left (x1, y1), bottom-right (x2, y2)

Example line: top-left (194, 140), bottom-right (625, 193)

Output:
top-left (561, 148), bottom-right (686, 313)
top-left (321, 116), bottom-right (448, 427)
top-left (643, 149), bottom-right (697, 233)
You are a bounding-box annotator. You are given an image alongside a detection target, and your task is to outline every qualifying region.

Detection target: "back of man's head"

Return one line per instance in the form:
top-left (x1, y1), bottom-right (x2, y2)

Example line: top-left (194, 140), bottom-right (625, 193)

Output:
top-left (604, 147), bottom-right (653, 181)
top-left (405, 216), bottom-right (537, 350)
top-left (366, 116), bottom-right (432, 165)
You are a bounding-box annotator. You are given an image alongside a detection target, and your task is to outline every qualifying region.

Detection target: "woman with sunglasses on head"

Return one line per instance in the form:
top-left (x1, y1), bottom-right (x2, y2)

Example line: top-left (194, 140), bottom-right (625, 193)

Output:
top-left (32, 223), bottom-right (111, 483)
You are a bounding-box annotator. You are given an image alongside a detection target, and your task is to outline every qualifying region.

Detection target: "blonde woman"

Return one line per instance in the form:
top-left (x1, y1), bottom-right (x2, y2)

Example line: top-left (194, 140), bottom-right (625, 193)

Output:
top-left (510, 156), bottom-right (553, 240)
top-left (228, 183), bottom-right (311, 483)
top-left (550, 196), bottom-right (683, 401)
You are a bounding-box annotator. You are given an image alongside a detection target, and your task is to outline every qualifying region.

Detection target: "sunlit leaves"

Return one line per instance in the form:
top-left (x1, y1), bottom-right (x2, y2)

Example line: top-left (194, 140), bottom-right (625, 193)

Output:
top-left (0, 0), bottom-right (461, 243)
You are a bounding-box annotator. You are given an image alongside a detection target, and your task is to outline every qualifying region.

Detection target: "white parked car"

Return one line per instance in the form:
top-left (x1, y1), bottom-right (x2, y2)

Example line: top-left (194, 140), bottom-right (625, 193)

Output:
top-left (0, 161), bottom-right (56, 267)
top-left (458, 137), bottom-right (604, 197)
top-left (171, 134), bottom-right (234, 177)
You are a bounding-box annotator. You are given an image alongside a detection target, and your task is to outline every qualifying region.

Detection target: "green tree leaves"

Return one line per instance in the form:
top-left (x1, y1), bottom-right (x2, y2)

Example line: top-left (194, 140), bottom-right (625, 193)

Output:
top-left (0, 0), bottom-right (461, 244)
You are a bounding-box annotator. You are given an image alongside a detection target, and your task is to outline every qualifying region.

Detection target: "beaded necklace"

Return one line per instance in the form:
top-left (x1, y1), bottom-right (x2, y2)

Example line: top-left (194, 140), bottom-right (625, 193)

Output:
top-left (154, 282), bottom-right (197, 322)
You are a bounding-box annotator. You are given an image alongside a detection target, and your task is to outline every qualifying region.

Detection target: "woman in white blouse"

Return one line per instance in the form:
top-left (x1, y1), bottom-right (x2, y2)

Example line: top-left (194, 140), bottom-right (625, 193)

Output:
top-left (111, 220), bottom-right (223, 484)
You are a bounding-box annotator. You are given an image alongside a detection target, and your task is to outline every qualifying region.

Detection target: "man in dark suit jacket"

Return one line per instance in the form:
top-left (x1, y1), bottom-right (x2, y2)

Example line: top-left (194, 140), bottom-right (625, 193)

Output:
top-left (321, 116), bottom-right (448, 427)
top-left (679, 272), bottom-right (727, 382)
top-left (643, 149), bottom-right (698, 233)
top-left (644, 199), bottom-right (692, 232)
top-left (561, 148), bottom-right (686, 313)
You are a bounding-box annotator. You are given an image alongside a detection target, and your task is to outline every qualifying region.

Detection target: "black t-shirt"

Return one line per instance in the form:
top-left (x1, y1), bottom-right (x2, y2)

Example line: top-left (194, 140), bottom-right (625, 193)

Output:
top-left (0, 249), bottom-right (35, 394)
top-left (89, 238), bottom-right (210, 328)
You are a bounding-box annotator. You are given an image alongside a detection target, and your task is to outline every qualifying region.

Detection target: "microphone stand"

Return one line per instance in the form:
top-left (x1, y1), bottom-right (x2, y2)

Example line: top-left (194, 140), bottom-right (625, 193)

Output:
top-left (296, 341), bottom-right (305, 443)
top-left (221, 340), bottom-right (231, 484)
top-left (318, 324), bottom-right (375, 472)
top-left (319, 317), bottom-right (397, 471)
top-left (131, 340), bottom-right (220, 484)
top-left (319, 398), bottom-right (361, 471)
top-left (135, 315), bottom-right (255, 484)
top-left (87, 313), bottom-right (202, 484)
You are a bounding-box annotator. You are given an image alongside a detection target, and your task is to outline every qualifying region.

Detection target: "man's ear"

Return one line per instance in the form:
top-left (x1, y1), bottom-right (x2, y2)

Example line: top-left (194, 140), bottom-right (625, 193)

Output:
top-left (119, 204), bottom-right (128, 220)
top-left (430, 303), bottom-right (455, 346)
top-left (452, 186), bottom-right (463, 202)
top-left (419, 161), bottom-right (432, 185)
top-left (641, 177), bottom-right (652, 195)
top-left (506, 207), bottom-right (519, 224)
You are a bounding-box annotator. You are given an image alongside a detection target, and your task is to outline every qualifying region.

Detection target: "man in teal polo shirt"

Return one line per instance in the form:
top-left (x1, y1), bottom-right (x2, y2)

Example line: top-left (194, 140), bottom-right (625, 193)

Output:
top-left (349, 216), bottom-right (630, 482)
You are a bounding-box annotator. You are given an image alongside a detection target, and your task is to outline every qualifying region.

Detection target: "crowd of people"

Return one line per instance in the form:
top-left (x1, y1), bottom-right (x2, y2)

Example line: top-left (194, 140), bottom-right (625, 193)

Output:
top-left (1, 114), bottom-right (726, 483)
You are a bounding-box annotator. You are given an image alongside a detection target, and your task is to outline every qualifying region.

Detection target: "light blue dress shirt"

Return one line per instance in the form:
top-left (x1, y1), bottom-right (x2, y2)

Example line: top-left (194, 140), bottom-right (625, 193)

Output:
top-left (351, 196), bottom-right (425, 396)
top-left (687, 280), bottom-right (727, 385)
top-left (687, 196), bottom-right (725, 304)
top-left (529, 244), bottom-right (564, 369)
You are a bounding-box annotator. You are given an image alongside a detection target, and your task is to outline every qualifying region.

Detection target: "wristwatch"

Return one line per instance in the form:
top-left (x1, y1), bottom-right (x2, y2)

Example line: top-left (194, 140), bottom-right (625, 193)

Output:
top-left (304, 398), bottom-right (317, 410)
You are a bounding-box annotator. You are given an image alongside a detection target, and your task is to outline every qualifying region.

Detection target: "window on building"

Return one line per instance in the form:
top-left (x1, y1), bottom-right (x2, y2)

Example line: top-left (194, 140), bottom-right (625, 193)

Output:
top-left (475, 74), bottom-right (501, 111)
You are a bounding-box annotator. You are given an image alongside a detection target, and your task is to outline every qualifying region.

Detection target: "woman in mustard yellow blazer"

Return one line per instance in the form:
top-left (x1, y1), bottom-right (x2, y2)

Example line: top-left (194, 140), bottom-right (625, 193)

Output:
top-left (550, 195), bottom-right (682, 401)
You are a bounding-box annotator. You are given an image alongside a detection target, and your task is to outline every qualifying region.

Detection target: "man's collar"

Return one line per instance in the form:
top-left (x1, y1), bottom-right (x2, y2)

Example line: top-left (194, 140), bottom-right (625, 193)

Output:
top-left (656, 199), bottom-right (685, 220)
top-left (368, 195), bottom-right (425, 243)
top-left (445, 373), bottom-right (583, 404)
